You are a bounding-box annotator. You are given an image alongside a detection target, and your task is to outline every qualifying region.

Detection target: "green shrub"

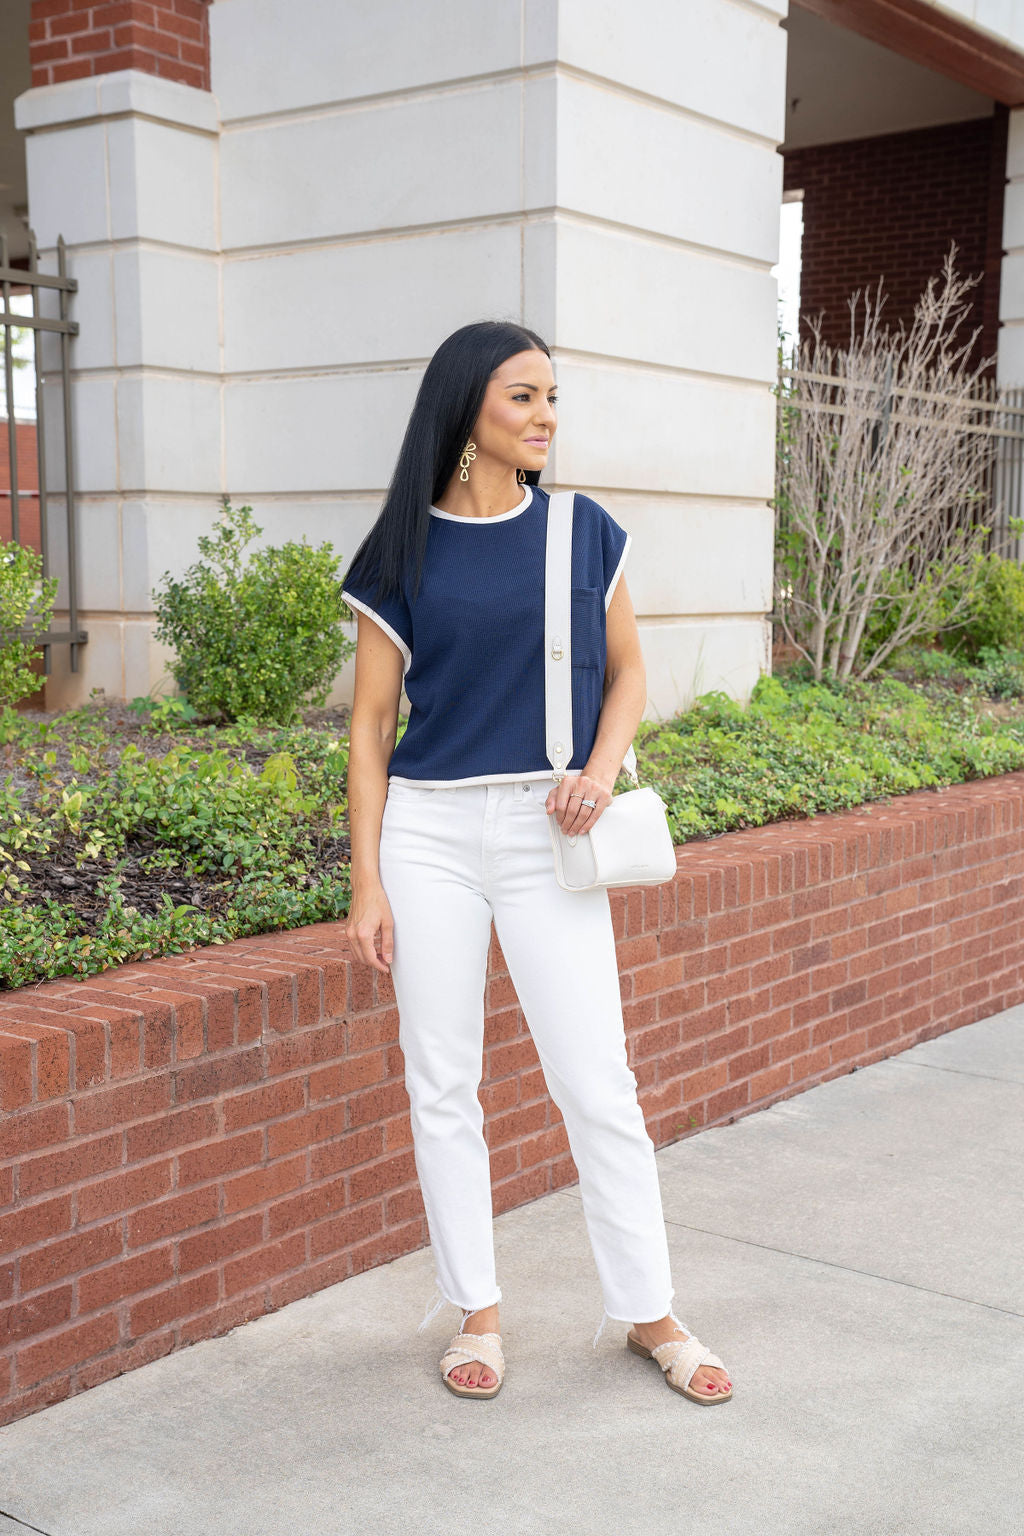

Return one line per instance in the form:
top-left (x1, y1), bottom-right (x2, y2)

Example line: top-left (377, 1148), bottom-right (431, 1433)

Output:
top-left (152, 500), bottom-right (354, 725)
top-left (860, 562), bottom-right (944, 657)
top-left (0, 541), bottom-right (58, 708)
top-left (970, 644), bottom-right (1024, 699)
top-left (941, 550), bottom-right (1024, 662)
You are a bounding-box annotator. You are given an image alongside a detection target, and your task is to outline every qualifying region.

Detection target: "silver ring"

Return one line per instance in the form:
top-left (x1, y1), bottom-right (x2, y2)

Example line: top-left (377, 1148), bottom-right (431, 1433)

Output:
top-left (568, 791), bottom-right (598, 809)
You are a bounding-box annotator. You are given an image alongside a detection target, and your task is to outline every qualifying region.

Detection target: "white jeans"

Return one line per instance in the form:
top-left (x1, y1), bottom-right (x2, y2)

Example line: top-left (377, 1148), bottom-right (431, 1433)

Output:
top-left (378, 772), bottom-right (676, 1346)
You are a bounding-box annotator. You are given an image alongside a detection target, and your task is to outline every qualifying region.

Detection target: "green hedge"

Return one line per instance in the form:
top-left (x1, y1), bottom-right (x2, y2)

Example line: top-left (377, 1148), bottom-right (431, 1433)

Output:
top-left (3, 650), bottom-right (1024, 989)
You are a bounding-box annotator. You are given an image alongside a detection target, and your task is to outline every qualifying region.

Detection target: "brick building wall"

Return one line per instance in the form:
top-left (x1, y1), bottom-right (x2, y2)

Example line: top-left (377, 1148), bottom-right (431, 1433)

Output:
top-left (2, 770), bottom-right (1024, 1426)
top-left (29, 0), bottom-right (212, 91)
top-left (782, 110), bottom-right (1009, 378)
top-left (0, 418), bottom-right (40, 551)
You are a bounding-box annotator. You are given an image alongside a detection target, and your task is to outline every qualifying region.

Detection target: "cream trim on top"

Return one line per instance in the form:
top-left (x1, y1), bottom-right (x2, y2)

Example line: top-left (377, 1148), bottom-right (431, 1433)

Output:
top-left (388, 768), bottom-right (583, 788)
top-left (429, 484), bottom-right (533, 522)
top-left (340, 589), bottom-right (412, 674)
top-left (605, 531), bottom-right (631, 609)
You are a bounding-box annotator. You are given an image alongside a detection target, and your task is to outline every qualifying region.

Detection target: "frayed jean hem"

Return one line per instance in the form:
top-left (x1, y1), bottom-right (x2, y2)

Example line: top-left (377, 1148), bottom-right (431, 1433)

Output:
top-left (416, 1282), bottom-right (503, 1335)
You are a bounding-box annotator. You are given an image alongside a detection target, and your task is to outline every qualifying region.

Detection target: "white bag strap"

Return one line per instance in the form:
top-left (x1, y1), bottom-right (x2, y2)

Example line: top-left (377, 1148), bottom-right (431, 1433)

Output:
top-left (544, 490), bottom-right (639, 786)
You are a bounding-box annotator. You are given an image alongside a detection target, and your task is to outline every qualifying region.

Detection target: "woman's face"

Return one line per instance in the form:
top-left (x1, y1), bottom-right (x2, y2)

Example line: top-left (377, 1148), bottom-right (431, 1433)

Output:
top-left (471, 348), bottom-right (557, 477)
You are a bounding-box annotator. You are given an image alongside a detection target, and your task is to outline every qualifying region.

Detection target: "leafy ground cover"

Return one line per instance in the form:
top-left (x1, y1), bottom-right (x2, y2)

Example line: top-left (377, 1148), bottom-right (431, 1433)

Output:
top-left (3, 646), bottom-right (1024, 989)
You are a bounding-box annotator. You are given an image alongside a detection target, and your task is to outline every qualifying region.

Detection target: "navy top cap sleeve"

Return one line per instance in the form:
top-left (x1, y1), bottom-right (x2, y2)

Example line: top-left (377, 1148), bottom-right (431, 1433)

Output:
top-left (583, 493), bottom-right (632, 609)
top-left (340, 563), bottom-right (414, 675)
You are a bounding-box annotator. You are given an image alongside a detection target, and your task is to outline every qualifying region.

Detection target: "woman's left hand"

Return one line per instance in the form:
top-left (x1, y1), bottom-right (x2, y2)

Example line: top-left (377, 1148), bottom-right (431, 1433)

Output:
top-left (545, 774), bottom-right (615, 833)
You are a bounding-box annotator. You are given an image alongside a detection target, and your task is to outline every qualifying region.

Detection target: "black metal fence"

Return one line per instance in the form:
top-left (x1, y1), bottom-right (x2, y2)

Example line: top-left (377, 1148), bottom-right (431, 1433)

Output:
top-left (775, 363), bottom-right (1024, 562)
top-left (1, 229), bottom-right (87, 674)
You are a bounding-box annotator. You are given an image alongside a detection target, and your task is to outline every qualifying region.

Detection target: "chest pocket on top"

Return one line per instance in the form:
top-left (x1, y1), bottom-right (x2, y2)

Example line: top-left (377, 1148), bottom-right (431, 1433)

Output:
top-left (570, 585), bottom-right (603, 670)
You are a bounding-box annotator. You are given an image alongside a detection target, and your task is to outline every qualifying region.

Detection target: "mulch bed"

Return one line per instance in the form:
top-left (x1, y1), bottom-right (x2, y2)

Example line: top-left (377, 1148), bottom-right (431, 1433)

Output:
top-left (2, 702), bottom-right (354, 927)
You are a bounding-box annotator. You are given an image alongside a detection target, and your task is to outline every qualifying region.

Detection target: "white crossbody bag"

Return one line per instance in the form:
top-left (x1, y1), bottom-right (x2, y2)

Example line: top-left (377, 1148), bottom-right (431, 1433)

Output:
top-left (544, 490), bottom-right (678, 892)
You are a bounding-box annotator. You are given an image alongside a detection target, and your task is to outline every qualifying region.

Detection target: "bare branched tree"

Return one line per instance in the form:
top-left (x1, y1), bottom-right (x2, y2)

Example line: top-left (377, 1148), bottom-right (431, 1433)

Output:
top-left (773, 244), bottom-right (1001, 681)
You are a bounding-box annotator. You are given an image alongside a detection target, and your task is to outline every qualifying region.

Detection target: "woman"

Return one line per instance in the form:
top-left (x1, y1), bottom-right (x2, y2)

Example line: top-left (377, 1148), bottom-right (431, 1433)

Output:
top-left (341, 320), bottom-right (733, 1405)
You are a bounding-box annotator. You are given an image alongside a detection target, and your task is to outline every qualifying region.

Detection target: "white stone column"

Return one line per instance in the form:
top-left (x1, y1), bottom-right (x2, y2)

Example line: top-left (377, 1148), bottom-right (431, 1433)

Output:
top-left (14, 69), bottom-right (221, 709)
top-left (1000, 108), bottom-right (1024, 386)
top-left (536, 0), bottom-right (786, 715)
top-left (209, 0), bottom-right (788, 718)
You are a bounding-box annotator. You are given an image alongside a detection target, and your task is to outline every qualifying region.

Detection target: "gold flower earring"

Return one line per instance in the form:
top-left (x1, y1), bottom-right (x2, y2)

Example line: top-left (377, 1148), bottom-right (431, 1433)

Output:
top-left (459, 440), bottom-right (477, 482)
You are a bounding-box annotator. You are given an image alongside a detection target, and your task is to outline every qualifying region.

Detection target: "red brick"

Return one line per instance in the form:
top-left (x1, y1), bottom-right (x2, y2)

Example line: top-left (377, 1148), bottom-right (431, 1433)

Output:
top-left (307, 1199), bottom-right (383, 1259)
top-left (347, 1217), bottom-right (425, 1276)
top-left (223, 1231), bottom-right (306, 1298)
top-left (0, 1194), bottom-right (72, 1254)
top-left (223, 1078), bottom-right (304, 1133)
top-left (267, 1175), bottom-right (349, 1239)
top-left (32, 38), bottom-right (71, 62)
top-left (32, 0), bottom-right (77, 19)
top-left (72, 27), bottom-right (114, 52)
top-left (173, 1047), bottom-right (263, 1105)
top-left (682, 1064), bottom-right (728, 1102)
top-left (492, 1167), bottom-right (550, 1215)
top-left (78, 1159), bottom-right (173, 1224)
top-left (0, 1022), bottom-right (70, 1101)
top-left (59, 1014), bottom-right (109, 1088)
top-left (73, 1076), bottom-right (171, 1136)
top-left (127, 1185), bottom-right (219, 1249)
top-left (633, 958), bottom-right (685, 997)
top-left (92, 3), bottom-right (137, 27)
top-left (125, 1103), bottom-right (217, 1161)
top-left (0, 1101), bottom-right (70, 1159)
top-left (222, 1153), bottom-right (306, 1215)
top-left (347, 1150), bottom-right (415, 1203)
top-left (178, 1212), bottom-right (263, 1274)
top-left (749, 1062), bottom-right (793, 1102)
top-left (0, 1285), bottom-right (73, 1343)
top-left (20, 1220), bottom-right (123, 1294)
top-left (383, 1113), bottom-right (412, 1151)
top-left (16, 1312), bottom-right (119, 1389)
top-left (265, 1020), bottom-right (345, 1077)
top-left (78, 1245), bottom-right (175, 1314)
top-left (177, 1129), bottom-right (263, 1187)
top-left (705, 1025), bottom-right (750, 1064)
top-left (267, 1104), bottom-right (344, 1160)
top-left (346, 1081), bottom-right (408, 1127)
top-left (727, 1043), bottom-right (770, 1081)
top-left (488, 1101), bottom-right (547, 1146)
top-left (347, 1011), bottom-right (398, 1052)
top-left (707, 908), bottom-right (751, 943)
top-left (0, 1036), bottom-right (35, 1111)
top-left (706, 1082), bottom-right (750, 1122)
top-left (630, 1021), bottom-right (681, 1060)
top-left (519, 1126), bottom-right (570, 1169)
top-left (308, 1125), bottom-right (384, 1180)
top-left (128, 1271), bottom-right (219, 1339)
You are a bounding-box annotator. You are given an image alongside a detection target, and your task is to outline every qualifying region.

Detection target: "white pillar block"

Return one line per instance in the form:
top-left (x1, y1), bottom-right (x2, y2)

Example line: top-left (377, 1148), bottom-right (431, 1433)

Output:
top-left (14, 70), bottom-right (222, 709)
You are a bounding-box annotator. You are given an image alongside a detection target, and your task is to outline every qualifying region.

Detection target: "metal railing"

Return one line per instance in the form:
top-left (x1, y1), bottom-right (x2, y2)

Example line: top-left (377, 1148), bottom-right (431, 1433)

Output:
top-left (775, 363), bottom-right (1024, 562)
top-left (1, 229), bottom-right (87, 673)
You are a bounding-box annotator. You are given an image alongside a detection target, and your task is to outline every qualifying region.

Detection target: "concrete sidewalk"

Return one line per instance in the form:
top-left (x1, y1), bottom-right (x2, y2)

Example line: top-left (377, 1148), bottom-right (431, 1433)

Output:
top-left (0, 1007), bottom-right (1021, 1536)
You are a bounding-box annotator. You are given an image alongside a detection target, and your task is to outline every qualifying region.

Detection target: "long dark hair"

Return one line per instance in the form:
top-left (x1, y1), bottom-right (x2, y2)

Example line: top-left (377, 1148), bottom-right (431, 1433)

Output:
top-left (340, 319), bottom-right (550, 607)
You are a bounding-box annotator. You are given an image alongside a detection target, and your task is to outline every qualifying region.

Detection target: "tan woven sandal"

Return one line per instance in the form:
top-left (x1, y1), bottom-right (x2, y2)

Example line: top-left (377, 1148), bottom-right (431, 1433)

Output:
top-left (439, 1314), bottom-right (505, 1400)
top-left (627, 1315), bottom-right (733, 1405)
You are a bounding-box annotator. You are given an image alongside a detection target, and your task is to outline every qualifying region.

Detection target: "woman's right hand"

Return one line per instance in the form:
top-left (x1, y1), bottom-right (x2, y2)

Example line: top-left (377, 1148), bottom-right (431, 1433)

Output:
top-left (345, 882), bottom-right (395, 974)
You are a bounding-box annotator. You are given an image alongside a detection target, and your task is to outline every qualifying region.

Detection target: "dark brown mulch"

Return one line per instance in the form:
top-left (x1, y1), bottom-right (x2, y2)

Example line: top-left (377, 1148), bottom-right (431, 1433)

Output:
top-left (3, 701), bottom-right (353, 926)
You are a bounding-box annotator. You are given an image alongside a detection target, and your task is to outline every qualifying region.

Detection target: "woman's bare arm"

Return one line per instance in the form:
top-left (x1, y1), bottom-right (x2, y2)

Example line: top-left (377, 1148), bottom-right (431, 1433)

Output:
top-left (547, 573), bottom-right (646, 825)
top-left (344, 611), bottom-right (404, 972)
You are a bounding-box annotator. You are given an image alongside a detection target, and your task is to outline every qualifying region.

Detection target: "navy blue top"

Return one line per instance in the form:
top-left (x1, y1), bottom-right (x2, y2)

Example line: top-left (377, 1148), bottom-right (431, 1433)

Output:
top-left (340, 484), bottom-right (632, 787)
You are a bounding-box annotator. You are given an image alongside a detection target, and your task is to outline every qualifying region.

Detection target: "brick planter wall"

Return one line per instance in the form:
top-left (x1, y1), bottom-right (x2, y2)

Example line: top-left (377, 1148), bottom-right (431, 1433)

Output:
top-left (3, 771), bottom-right (1024, 1426)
